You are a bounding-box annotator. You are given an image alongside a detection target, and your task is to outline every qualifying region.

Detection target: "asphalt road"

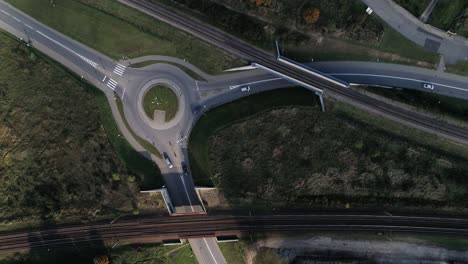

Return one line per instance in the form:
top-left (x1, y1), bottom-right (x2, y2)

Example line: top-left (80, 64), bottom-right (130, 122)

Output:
top-left (362, 0), bottom-right (468, 63)
top-left (3, 213), bottom-right (468, 254)
top-left (1, 1), bottom-right (468, 263)
top-left (123, 0), bottom-right (468, 146)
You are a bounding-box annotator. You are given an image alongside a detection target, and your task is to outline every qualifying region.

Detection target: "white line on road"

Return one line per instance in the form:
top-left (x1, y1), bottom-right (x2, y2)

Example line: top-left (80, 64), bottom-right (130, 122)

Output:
top-left (229, 77), bottom-right (282, 90)
top-left (35, 30), bottom-right (98, 68)
top-left (108, 78), bottom-right (118, 85)
top-left (329, 73), bottom-right (468, 92)
top-left (180, 174), bottom-right (195, 212)
top-left (12, 16), bottom-right (20, 22)
top-left (106, 82), bottom-right (116, 90)
top-left (203, 238), bottom-right (219, 264)
top-left (121, 86), bottom-right (126, 100)
top-left (24, 23), bottom-right (33, 30)
top-left (1, 10), bottom-right (10, 16)
top-left (102, 76), bottom-right (107, 82)
top-left (113, 63), bottom-right (126, 76)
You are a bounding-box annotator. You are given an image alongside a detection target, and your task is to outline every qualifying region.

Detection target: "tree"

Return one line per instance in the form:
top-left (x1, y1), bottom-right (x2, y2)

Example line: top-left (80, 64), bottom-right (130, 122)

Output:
top-left (94, 255), bottom-right (109, 264)
top-left (303, 8), bottom-right (320, 24)
top-left (256, 0), bottom-right (272, 7)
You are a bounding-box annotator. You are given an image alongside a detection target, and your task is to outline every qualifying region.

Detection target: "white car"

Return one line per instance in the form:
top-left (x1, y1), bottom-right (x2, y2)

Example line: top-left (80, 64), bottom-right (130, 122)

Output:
top-left (241, 86), bottom-right (251, 92)
top-left (163, 152), bottom-right (174, 169)
top-left (422, 83), bottom-right (435, 90)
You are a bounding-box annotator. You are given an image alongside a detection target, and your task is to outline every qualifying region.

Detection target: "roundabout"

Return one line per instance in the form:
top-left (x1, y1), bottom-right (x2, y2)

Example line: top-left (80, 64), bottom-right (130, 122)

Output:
top-left (136, 78), bottom-right (186, 130)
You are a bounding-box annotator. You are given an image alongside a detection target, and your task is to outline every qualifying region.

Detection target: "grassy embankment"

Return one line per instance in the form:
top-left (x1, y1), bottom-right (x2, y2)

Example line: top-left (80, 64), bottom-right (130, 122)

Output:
top-left (0, 32), bottom-right (160, 227)
top-left (115, 97), bottom-right (162, 159)
top-left (358, 86), bottom-right (468, 124)
top-left (6, 0), bottom-right (241, 75)
top-left (143, 85), bottom-right (179, 122)
top-left (130, 60), bottom-right (207, 81)
top-left (394, 0), bottom-right (430, 17)
top-left (189, 87), bottom-right (468, 212)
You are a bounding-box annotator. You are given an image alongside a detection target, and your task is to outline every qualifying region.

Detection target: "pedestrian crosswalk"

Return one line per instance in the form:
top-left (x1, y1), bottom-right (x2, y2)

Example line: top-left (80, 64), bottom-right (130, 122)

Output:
top-left (106, 78), bottom-right (118, 90)
top-left (113, 63), bottom-right (126, 76)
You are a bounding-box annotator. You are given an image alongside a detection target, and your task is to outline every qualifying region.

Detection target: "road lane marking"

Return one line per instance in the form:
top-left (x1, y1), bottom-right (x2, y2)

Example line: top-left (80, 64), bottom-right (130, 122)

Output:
top-left (109, 78), bottom-right (117, 85)
top-left (102, 76), bottom-right (107, 82)
top-left (1, 10), bottom-right (10, 16)
top-left (329, 73), bottom-right (468, 92)
top-left (121, 86), bottom-right (126, 100)
top-left (106, 78), bottom-right (117, 90)
top-left (12, 16), bottom-right (20, 22)
top-left (203, 238), bottom-right (219, 264)
top-left (24, 23), bottom-right (33, 30)
top-left (35, 30), bottom-right (98, 68)
top-left (180, 174), bottom-right (195, 212)
top-left (106, 82), bottom-right (116, 90)
top-left (113, 63), bottom-right (126, 76)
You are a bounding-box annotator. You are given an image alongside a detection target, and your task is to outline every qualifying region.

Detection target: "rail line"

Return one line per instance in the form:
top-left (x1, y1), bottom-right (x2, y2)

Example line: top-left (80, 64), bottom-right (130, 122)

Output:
top-left (126, 0), bottom-right (468, 143)
top-left (2, 214), bottom-right (468, 253)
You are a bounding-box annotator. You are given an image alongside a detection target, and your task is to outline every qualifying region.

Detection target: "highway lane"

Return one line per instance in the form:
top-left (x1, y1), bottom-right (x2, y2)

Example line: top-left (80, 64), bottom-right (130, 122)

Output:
top-left (3, 213), bottom-right (468, 254)
top-left (201, 61), bottom-right (468, 100)
top-left (122, 0), bottom-right (468, 145)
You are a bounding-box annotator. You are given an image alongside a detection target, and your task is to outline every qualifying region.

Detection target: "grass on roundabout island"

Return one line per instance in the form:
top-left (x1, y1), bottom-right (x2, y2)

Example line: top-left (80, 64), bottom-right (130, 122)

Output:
top-left (143, 85), bottom-right (179, 122)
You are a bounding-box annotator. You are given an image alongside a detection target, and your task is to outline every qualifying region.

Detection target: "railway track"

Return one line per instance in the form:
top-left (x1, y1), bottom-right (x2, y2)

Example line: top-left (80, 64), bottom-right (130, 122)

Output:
top-left (126, 0), bottom-right (468, 143)
top-left (1, 214), bottom-right (468, 253)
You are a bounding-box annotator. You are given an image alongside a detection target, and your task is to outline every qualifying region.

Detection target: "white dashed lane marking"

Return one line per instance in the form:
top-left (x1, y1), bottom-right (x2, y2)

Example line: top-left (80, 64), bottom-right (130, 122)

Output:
top-left (113, 63), bottom-right (126, 76)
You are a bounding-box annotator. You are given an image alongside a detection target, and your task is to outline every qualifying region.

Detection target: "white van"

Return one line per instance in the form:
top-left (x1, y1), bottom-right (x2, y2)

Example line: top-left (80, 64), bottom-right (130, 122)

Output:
top-left (163, 152), bottom-right (174, 169)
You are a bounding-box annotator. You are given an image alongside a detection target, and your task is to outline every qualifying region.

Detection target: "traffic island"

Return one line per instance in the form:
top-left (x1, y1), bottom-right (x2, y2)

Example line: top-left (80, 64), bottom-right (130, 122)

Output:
top-left (137, 79), bottom-right (186, 130)
top-left (143, 84), bottom-right (179, 122)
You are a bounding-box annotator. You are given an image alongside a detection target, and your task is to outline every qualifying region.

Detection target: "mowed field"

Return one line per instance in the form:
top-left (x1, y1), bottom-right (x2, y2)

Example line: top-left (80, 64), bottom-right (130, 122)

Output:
top-left (0, 32), bottom-right (160, 224)
top-left (6, 0), bottom-right (242, 74)
top-left (190, 88), bottom-right (468, 211)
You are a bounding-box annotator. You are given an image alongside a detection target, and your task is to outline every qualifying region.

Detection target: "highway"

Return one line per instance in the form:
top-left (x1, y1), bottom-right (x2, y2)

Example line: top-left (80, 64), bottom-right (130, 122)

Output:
top-left (123, 0), bottom-right (468, 145)
top-left (0, 1), bottom-right (468, 263)
top-left (2, 213), bottom-right (468, 254)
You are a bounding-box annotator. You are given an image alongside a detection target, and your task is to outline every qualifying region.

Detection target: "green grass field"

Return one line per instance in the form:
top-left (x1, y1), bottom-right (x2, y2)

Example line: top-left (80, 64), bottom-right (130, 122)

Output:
top-left (6, 0), bottom-right (242, 74)
top-left (143, 85), bottom-right (179, 122)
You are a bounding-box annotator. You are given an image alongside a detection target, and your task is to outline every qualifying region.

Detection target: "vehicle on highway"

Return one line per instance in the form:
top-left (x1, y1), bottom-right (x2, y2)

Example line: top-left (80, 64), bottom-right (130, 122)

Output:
top-left (422, 83), bottom-right (435, 90)
top-left (241, 86), bottom-right (251, 92)
top-left (163, 152), bottom-right (174, 168)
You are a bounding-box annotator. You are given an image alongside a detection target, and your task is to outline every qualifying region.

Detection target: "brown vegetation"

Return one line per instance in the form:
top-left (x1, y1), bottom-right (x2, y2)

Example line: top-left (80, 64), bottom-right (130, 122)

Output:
top-left (303, 8), bottom-right (320, 24)
top-left (206, 105), bottom-right (468, 210)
